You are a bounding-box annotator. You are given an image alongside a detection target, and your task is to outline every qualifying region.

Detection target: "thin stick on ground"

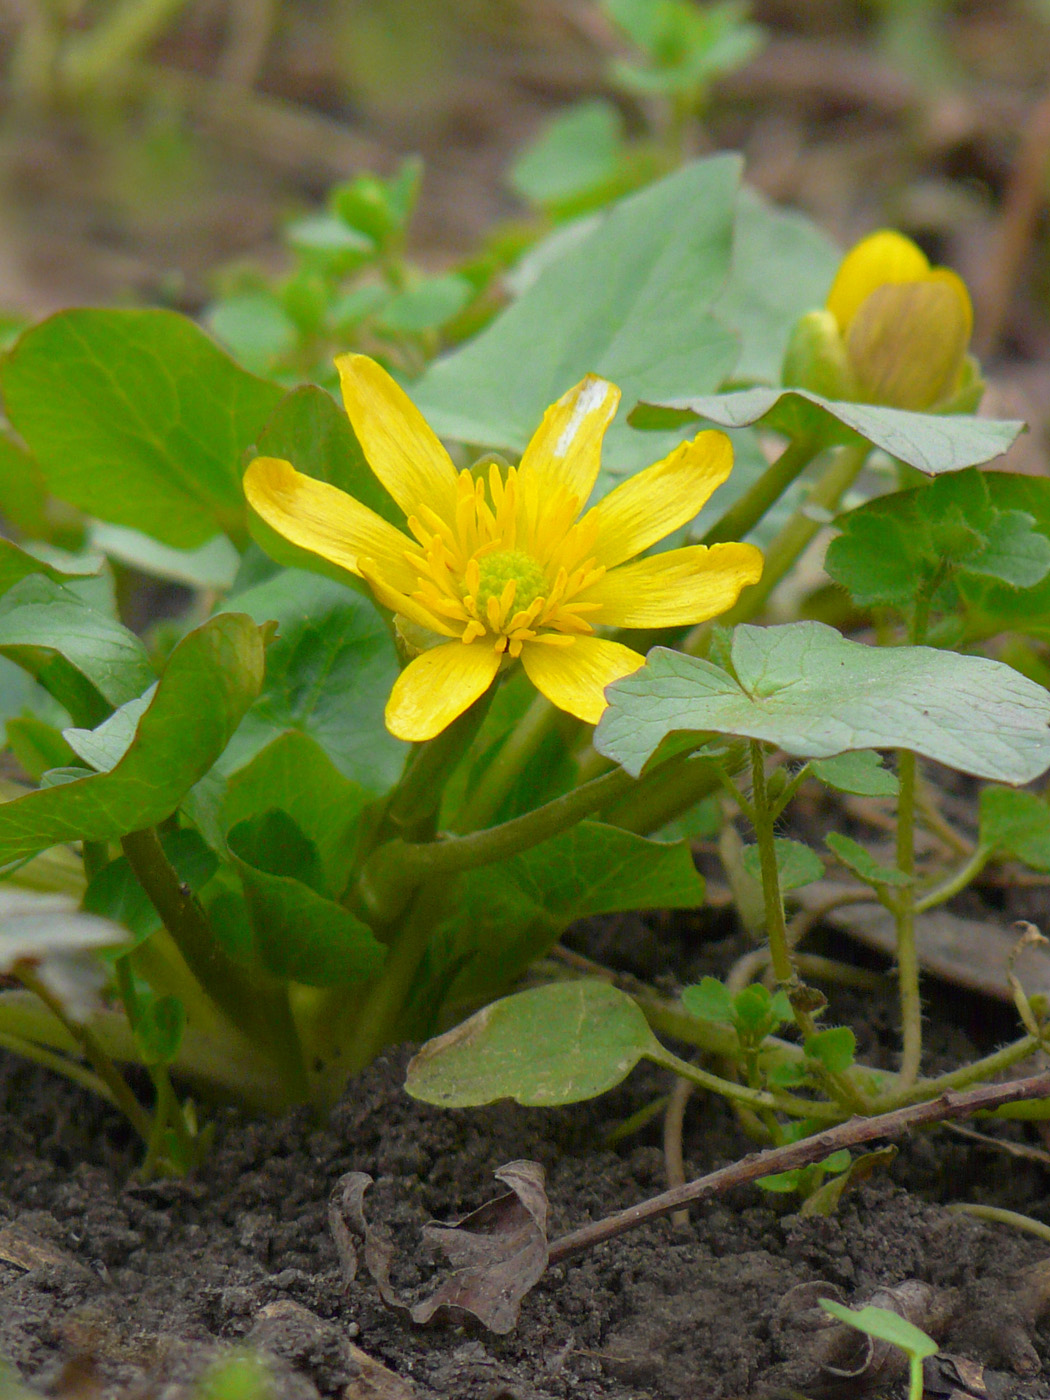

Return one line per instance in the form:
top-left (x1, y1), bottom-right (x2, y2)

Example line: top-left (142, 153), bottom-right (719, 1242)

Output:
top-left (547, 1069), bottom-right (1050, 1265)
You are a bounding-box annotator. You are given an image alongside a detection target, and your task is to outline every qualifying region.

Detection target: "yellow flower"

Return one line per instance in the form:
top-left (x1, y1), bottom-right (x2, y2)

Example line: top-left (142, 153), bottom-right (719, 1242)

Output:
top-left (784, 230), bottom-right (975, 412)
top-left (244, 355), bottom-right (763, 742)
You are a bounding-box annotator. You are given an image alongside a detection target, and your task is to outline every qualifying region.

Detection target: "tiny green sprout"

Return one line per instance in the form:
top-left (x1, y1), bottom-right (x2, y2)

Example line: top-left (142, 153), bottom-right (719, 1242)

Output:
top-left (819, 1301), bottom-right (938, 1400)
top-left (195, 1353), bottom-right (274, 1400)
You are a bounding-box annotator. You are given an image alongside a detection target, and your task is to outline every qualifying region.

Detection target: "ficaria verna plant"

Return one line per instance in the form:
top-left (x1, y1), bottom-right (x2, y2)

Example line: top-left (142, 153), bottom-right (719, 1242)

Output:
top-left (1, 154), bottom-right (1050, 1188)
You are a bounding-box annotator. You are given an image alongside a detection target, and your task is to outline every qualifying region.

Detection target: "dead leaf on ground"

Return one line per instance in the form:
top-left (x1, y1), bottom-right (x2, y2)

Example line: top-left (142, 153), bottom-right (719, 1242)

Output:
top-left (328, 1159), bottom-right (548, 1334)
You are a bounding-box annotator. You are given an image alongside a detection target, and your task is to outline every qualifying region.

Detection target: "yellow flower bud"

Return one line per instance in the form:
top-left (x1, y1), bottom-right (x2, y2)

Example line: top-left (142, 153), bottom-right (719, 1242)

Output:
top-left (783, 230), bottom-right (976, 413)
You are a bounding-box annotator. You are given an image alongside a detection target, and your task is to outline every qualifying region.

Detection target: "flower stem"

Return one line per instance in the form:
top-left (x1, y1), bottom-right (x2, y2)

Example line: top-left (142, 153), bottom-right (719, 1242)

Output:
top-left (685, 439), bottom-right (871, 652)
top-left (700, 434), bottom-right (822, 547)
top-left (452, 694), bottom-right (558, 833)
top-left (120, 827), bottom-right (308, 1101)
top-left (0, 1028), bottom-right (116, 1102)
top-left (647, 1042), bottom-right (841, 1122)
top-left (359, 765), bottom-right (636, 920)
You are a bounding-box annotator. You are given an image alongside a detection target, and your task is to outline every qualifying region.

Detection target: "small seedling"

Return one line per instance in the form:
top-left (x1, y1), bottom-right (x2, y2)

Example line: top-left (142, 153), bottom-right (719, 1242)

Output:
top-left (819, 1301), bottom-right (938, 1400)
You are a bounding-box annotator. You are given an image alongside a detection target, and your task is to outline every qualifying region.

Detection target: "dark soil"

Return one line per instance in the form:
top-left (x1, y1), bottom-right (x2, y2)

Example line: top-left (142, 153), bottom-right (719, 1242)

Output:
top-left (5, 915), bottom-right (1050, 1400)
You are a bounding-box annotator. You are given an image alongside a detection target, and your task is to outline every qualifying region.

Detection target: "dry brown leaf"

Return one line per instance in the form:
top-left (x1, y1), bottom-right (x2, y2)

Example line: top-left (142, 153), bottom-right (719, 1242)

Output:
top-left (328, 1160), bottom-right (548, 1334)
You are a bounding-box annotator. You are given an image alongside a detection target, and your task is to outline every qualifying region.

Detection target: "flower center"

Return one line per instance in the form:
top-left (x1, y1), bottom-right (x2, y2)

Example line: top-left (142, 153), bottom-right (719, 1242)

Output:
top-left (474, 549), bottom-right (547, 615)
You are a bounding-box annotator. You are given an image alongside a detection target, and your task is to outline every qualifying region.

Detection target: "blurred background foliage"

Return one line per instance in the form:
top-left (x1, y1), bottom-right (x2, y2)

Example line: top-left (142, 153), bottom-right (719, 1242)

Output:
top-left (1, 1), bottom-right (1050, 454)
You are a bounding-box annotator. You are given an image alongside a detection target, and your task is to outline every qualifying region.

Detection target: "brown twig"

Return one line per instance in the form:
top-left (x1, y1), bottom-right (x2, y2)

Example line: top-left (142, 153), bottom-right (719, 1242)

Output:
top-left (547, 1070), bottom-right (1050, 1264)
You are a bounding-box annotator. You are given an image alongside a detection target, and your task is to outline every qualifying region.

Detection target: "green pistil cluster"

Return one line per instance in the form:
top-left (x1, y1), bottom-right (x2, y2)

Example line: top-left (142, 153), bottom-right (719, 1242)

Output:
top-left (475, 549), bottom-right (547, 613)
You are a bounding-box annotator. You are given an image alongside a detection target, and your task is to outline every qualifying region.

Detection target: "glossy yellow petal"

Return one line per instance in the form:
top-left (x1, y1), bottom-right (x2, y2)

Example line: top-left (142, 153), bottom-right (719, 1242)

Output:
top-left (578, 542), bottom-right (764, 628)
top-left (517, 375), bottom-right (620, 507)
top-left (845, 280), bottom-right (971, 411)
top-left (520, 635), bottom-right (645, 725)
top-left (385, 642), bottom-right (502, 742)
top-left (358, 560), bottom-right (459, 639)
top-left (587, 431), bottom-right (733, 569)
top-left (335, 353), bottom-right (460, 524)
top-left (826, 231), bottom-right (930, 334)
top-left (244, 456), bottom-right (418, 591)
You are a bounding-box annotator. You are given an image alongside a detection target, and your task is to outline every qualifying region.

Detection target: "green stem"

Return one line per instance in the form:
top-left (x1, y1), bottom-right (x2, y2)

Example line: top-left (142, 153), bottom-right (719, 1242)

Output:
top-left (17, 968), bottom-right (153, 1143)
top-left (0, 1028), bottom-right (116, 1102)
top-left (384, 693), bottom-right (493, 842)
top-left (453, 695), bottom-right (558, 833)
top-left (914, 846), bottom-right (991, 913)
top-left (599, 753), bottom-right (720, 835)
top-left (894, 591), bottom-right (932, 1091)
top-left (946, 1203), bottom-right (1050, 1247)
top-left (700, 435), bottom-right (822, 547)
top-left (874, 1033), bottom-right (1040, 1110)
top-left (894, 749), bottom-right (922, 1090)
top-left (685, 439), bottom-right (871, 652)
top-left (341, 879), bottom-right (446, 1074)
top-left (648, 1043), bottom-right (841, 1122)
top-left (120, 827), bottom-right (308, 1100)
top-left (359, 765), bottom-right (636, 921)
top-left (748, 742), bottom-right (795, 989)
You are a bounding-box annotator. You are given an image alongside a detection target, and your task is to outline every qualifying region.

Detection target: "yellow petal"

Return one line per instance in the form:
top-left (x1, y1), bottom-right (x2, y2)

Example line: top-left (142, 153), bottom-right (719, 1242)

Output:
top-left (244, 456), bottom-right (419, 591)
top-left (587, 431), bottom-right (733, 569)
top-left (578, 542), bottom-right (764, 628)
top-left (517, 375), bottom-right (620, 507)
top-left (826, 231), bottom-right (930, 334)
top-left (335, 354), bottom-right (460, 524)
top-left (520, 635), bottom-right (645, 725)
top-left (845, 280), bottom-right (971, 411)
top-left (358, 560), bottom-right (459, 639)
top-left (926, 266), bottom-right (974, 341)
top-left (385, 642), bottom-right (502, 742)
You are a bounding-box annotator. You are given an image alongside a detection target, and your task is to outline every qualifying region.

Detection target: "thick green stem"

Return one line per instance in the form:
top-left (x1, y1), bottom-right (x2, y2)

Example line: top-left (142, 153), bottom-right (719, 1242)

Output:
top-left (873, 1033), bottom-right (1041, 1111)
top-left (17, 968), bottom-right (153, 1143)
top-left (341, 880), bottom-right (446, 1074)
top-left (685, 440), bottom-right (871, 652)
top-left (599, 754), bottom-right (720, 835)
top-left (700, 435), bottom-right (822, 547)
top-left (120, 827), bottom-right (308, 1100)
top-left (359, 765), bottom-right (636, 921)
top-left (453, 695), bottom-right (558, 833)
top-left (384, 693), bottom-right (493, 842)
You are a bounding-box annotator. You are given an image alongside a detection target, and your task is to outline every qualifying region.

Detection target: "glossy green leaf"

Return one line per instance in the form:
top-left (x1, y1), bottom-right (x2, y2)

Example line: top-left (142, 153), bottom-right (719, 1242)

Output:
top-left (810, 750), bottom-right (899, 797)
top-left (630, 385), bottom-right (1024, 474)
top-left (742, 837), bottom-right (823, 891)
top-left (0, 429), bottom-right (49, 538)
top-left (825, 831), bottom-right (912, 887)
top-left (713, 187), bottom-right (839, 385)
top-left (4, 716), bottom-right (77, 781)
top-left (0, 537), bottom-right (101, 598)
top-left (433, 821), bottom-right (705, 1006)
top-left (88, 524), bottom-right (240, 591)
top-left (221, 731), bottom-right (370, 894)
top-left (219, 570), bottom-right (405, 793)
top-left (228, 814), bottom-right (384, 988)
top-left (0, 613), bottom-right (265, 863)
top-left (596, 621), bottom-right (1050, 784)
top-left (979, 787), bottom-right (1050, 872)
top-left (0, 576), bottom-right (153, 727)
top-left (413, 157), bottom-right (741, 476)
top-left (252, 385), bottom-right (399, 526)
top-left (1, 309), bottom-right (284, 548)
top-left (826, 469), bottom-right (1050, 608)
top-left (406, 980), bottom-right (660, 1107)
